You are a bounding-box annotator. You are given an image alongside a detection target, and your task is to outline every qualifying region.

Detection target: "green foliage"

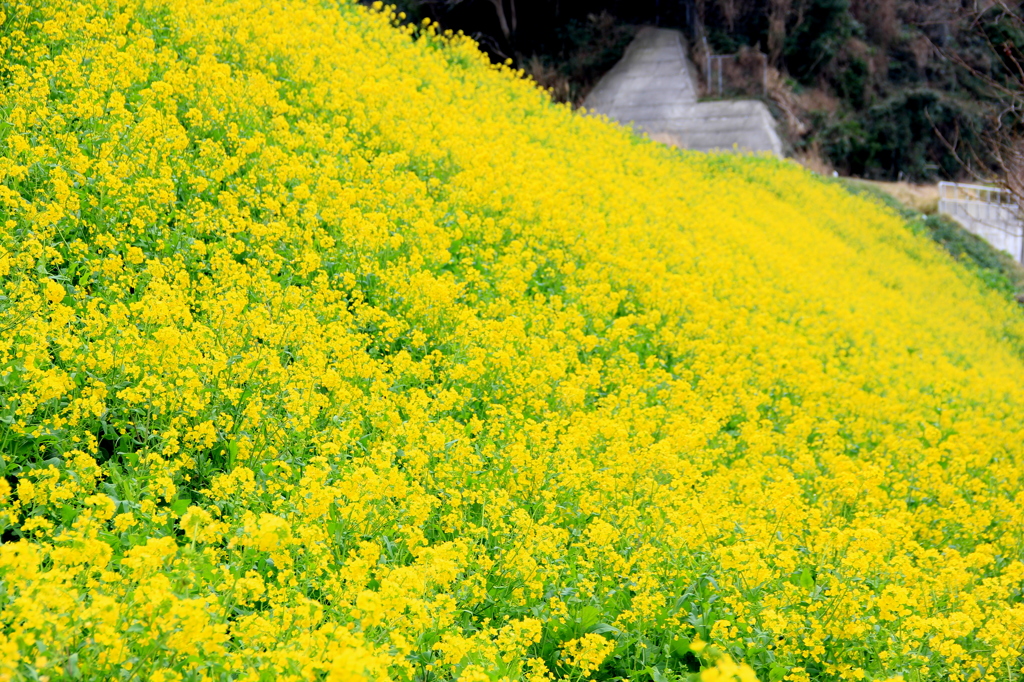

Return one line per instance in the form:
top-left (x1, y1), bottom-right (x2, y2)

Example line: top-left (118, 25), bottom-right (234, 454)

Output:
top-left (822, 90), bottom-right (986, 180)
top-left (551, 12), bottom-right (636, 102)
top-left (833, 56), bottom-right (869, 110)
top-left (783, 0), bottom-right (854, 83)
top-left (982, 6), bottom-right (1024, 82)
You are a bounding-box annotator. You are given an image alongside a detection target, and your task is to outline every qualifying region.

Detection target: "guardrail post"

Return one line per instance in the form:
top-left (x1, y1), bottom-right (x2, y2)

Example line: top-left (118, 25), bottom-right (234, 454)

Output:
top-left (762, 52), bottom-right (768, 96)
top-left (704, 38), bottom-right (711, 92)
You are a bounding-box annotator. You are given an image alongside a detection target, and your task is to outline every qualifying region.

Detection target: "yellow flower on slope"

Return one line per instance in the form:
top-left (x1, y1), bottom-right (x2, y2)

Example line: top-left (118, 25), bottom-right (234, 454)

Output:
top-left (562, 634), bottom-right (615, 678)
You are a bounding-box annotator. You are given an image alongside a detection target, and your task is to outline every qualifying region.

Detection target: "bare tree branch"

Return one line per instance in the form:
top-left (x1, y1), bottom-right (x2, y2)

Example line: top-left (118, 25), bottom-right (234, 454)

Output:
top-left (931, 4), bottom-right (1024, 208)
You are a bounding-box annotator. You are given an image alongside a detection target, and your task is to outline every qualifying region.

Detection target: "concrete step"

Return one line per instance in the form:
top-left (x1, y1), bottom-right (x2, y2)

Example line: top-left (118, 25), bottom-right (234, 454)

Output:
top-left (582, 27), bottom-right (782, 156)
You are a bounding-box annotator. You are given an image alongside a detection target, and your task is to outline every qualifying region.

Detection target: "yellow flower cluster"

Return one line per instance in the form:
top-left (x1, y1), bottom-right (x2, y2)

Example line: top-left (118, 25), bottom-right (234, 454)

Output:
top-left (2, 0), bottom-right (1024, 680)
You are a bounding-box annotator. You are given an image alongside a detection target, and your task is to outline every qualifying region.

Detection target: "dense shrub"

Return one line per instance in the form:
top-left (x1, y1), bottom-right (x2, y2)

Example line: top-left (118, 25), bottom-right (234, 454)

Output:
top-left (821, 90), bottom-right (987, 180)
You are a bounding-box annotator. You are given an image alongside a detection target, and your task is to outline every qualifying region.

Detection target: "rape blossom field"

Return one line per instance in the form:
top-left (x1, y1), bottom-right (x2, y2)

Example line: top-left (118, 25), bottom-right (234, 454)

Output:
top-left (2, 0), bottom-right (1024, 680)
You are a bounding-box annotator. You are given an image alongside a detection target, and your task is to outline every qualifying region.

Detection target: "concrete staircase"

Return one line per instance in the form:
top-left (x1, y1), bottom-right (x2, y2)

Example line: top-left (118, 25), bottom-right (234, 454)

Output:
top-left (583, 27), bottom-right (782, 156)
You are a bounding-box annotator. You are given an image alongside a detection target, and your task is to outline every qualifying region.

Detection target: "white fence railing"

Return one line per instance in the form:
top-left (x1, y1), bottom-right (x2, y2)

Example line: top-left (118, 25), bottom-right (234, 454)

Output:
top-left (938, 182), bottom-right (1024, 263)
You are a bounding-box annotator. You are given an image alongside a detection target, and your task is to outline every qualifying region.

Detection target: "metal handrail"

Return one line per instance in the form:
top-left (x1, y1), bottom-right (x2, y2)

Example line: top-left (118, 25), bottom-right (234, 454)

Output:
top-left (702, 38), bottom-right (767, 97)
top-left (938, 181), bottom-right (1016, 205)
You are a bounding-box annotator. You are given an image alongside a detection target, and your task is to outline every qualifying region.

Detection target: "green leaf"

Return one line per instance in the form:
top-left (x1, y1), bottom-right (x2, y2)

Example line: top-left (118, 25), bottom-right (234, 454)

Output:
top-left (590, 623), bottom-right (620, 635)
top-left (170, 499), bottom-right (191, 515)
top-left (579, 605), bottom-right (601, 632)
top-left (769, 664), bottom-right (788, 682)
top-left (60, 505), bottom-right (78, 526)
top-left (64, 652), bottom-right (81, 679)
top-left (798, 566), bottom-right (814, 590)
top-left (98, 531), bottom-right (120, 550)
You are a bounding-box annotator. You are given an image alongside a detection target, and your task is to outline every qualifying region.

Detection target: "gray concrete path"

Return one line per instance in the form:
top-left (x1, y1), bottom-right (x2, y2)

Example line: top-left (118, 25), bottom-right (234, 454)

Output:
top-left (584, 27), bottom-right (783, 156)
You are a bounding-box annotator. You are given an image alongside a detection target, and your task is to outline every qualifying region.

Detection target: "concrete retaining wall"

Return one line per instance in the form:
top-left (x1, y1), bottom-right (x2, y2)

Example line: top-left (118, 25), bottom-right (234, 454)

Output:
top-left (583, 27), bottom-right (782, 156)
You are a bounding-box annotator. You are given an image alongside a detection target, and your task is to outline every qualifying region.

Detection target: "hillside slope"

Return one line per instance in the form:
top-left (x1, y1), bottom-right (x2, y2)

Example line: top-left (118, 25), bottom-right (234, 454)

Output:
top-left (2, 1), bottom-right (1024, 681)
